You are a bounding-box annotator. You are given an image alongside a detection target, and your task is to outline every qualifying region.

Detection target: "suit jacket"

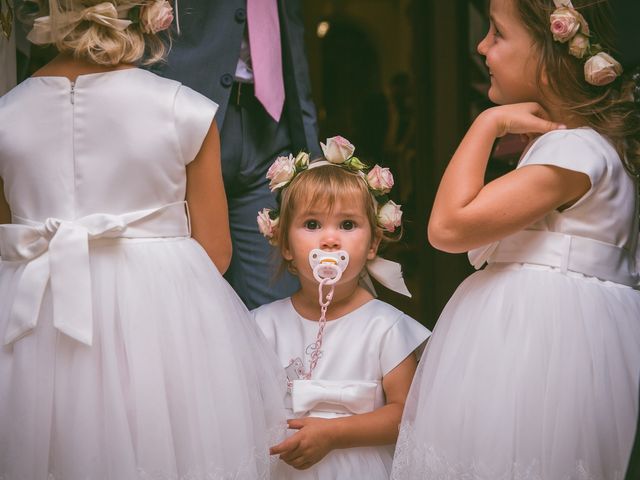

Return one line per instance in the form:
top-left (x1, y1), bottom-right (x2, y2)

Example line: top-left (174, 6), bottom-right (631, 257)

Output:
top-left (156, 0), bottom-right (320, 156)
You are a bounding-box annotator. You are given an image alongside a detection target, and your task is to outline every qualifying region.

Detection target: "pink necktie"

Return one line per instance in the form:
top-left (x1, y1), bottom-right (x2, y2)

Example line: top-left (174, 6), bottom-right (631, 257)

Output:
top-left (247, 0), bottom-right (285, 122)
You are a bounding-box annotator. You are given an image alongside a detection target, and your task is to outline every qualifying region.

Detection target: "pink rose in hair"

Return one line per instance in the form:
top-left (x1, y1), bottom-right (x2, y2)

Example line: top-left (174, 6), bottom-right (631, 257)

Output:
top-left (267, 154), bottom-right (296, 191)
top-left (367, 165), bottom-right (394, 194)
top-left (584, 52), bottom-right (623, 86)
top-left (378, 201), bottom-right (403, 232)
top-left (140, 0), bottom-right (174, 34)
top-left (257, 208), bottom-right (279, 244)
top-left (549, 6), bottom-right (586, 43)
top-left (568, 33), bottom-right (590, 59)
top-left (320, 136), bottom-right (355, 164)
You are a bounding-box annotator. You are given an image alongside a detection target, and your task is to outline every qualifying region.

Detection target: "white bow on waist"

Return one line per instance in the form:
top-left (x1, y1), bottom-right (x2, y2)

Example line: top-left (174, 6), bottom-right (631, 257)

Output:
top-left (290, 379), bottom-right (378, 416)
top-left (0, 201), bottom-right (190, 346)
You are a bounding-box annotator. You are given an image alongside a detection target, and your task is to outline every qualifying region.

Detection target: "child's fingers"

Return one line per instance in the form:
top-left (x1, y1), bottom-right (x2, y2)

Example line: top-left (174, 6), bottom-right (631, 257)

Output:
top-left (269, 436), bottom-right (299, 456)
top-left (286, 418), bottom-right (306, 429)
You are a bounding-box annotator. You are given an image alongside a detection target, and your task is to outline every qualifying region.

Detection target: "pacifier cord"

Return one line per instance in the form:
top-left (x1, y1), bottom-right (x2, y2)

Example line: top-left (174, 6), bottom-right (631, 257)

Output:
top-left (286, 277), bottom-right (335, 391)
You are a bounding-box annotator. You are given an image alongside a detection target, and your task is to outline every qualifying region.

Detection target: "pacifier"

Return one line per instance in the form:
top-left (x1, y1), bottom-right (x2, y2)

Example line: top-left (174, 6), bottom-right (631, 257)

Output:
top-left (308, 249), bottom-right (350, 285)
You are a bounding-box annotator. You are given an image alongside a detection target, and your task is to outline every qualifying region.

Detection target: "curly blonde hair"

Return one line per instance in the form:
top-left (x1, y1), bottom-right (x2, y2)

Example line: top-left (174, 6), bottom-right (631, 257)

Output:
top-left (23, 0), bottom-right (169, 66)
top-left (516, 0), bottom-right (640, 175)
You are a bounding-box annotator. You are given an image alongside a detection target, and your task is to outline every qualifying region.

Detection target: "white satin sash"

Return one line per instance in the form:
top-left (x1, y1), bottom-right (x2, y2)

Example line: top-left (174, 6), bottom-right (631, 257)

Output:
top-left (0, 201), bottom-right (191, 346)
top-left (290, 379), bottom-right (378, 417)
top-left (468, 229), bottom-right (639, 288)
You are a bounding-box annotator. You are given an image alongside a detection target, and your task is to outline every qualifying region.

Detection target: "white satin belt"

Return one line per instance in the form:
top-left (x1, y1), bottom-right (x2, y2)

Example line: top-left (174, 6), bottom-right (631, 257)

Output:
top-left (0, 201), bottom-right (191, 346)
top-left (290, 379), bottom-right (378, 416)
top-left (468, 229), bottom-right (639, 287)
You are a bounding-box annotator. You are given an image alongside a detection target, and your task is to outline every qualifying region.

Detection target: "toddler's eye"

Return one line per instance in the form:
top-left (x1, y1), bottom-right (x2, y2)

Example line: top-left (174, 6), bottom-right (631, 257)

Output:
top-left (341, 220), bottom-right (356, 230)
top-left (304, 220), bottom-right (320, 230)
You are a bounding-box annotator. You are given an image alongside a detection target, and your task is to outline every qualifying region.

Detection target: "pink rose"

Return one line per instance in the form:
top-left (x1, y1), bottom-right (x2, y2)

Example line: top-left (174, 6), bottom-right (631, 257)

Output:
top-left (267, 154), bottom-right (296, 191)
top-left (377, 201), bottom-right (403, 232)
top-left (584, 52), bottom-right (623, 86)
top-left (366, 165), bottom-right (394, 194)
top-left (549, 6), bottom-right (586, 43)
top-left (140, 0), bottom-right (174, 34)
top-left (568, 33), bottom-right (590, 59)
top-left (320, 136), bottom-right (355, 164)
top-left (257, 208), bottom-right (279, 244)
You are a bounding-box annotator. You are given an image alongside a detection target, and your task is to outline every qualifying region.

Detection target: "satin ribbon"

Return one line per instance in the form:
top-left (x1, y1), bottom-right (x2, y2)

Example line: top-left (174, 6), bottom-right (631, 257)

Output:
top-left (361, 256), bottom-right (412, 297)
top-left (0, 201), bottom-right (190, 346)
top-left (291, 379), bottom-right (378, 416)
top-left (467, 229), bottom-right (639, 287)
top-left (27, 3), bottom-right (133, 45)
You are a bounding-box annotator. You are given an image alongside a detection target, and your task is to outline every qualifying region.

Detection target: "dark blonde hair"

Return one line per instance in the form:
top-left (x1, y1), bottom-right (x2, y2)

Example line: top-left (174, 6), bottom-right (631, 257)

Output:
top-left (275, 164), bottom-right (397, 269)
top-left (23, 0), bottom-right (169, 66)
top-left (515, 0), bottom-right (640, 173)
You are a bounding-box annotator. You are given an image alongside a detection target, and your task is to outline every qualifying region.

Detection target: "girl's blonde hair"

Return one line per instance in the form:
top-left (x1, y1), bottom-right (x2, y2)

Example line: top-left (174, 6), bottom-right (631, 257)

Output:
top-left (23, 0), bottom-right (168, 65)
top-left (275, 164), bottom-right (396, 269)
top-left (516, 0), bottom-right (640, 174)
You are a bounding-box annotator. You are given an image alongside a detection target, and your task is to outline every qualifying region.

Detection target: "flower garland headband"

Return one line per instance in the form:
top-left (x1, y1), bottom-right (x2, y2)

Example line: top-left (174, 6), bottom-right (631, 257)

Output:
top-left (257, 136), bottom-right (403, 245)
top-left (26, 0), bottom-right (174, 45)
top-left (550, 0), bottom-right (623, 86)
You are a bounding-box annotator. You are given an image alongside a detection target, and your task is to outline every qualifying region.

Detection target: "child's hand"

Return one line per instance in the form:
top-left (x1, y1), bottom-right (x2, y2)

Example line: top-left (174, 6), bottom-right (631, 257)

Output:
top-left (269, 417), bottom-right (335, 470)
top-left (481, 102), bottom-right (566, 138)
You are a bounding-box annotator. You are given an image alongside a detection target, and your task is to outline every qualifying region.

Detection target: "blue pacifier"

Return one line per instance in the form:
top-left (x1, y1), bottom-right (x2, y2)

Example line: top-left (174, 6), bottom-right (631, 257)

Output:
top-left (308, 249), bottom-right (350, 285)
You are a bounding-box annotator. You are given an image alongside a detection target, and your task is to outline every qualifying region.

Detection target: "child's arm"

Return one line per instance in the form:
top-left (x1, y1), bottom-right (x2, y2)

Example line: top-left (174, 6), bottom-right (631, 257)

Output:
top-left (270, 354), bottom-right (418, 470)
top-left (0, 178), bottom-right (10, 224)
top-left (185, 121), bottom-right (232, 273)
top-left (428, 102), bottom-right (591, 253)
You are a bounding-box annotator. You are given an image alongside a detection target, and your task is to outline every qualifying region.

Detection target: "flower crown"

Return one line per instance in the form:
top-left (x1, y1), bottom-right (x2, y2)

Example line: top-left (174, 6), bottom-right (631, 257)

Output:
top-left (257, 136), bottom-right (403, 245)
top-left (550, 0), bottom-right (622, 86)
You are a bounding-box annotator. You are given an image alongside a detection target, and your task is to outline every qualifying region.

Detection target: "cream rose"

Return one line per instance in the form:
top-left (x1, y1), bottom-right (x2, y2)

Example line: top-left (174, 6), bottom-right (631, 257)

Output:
top-left (584, 52), bottom-right (623, 86)
top-left (568, 33), bottom-right (590, 59)
top-left (140, 0), bottom-right (174, 34)
top-left (378, 201), bottom-right (403, 232)
top-left (367, 165), bottom-right (394, 194)
top-left (549, 6), bottom-right (585, 43)
top-left (267, 154), bottom-right (296, 191)
top-left (257, 208), bottom-right (279, 243)
top-left (320, 136), bottom-right (355, 164)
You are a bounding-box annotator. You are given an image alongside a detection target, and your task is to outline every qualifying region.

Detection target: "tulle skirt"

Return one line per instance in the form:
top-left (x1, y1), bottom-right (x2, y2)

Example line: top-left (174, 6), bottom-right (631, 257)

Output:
top-left (392, 263), bottom-right (640, 480)
top-left (0, 237), bottom-right (287, 480)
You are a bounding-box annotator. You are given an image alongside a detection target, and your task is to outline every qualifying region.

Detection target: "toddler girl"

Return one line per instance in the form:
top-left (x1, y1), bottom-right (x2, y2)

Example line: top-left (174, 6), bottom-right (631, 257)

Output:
top-left (252, 137), bottom-right (431, 479)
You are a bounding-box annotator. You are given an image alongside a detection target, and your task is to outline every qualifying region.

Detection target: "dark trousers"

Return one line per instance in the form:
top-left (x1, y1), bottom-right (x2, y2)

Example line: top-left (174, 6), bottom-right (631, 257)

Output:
top-left (220, 83), bottom-right (299, 309)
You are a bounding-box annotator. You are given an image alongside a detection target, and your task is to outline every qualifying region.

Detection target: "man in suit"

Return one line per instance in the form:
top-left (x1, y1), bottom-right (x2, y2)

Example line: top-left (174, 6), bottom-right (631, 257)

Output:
top-left (155, 0), bottom-right (320, 309)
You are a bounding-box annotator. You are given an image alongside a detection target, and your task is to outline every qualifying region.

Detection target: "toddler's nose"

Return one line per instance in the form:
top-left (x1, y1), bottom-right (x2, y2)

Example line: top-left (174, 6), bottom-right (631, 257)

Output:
top-left (320, 233), bottom-right (341, 251)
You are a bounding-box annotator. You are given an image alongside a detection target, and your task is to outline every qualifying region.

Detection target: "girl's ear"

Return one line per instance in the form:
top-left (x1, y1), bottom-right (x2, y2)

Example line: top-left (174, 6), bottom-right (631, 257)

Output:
top-left (368, 228), bottom-right (383, 260)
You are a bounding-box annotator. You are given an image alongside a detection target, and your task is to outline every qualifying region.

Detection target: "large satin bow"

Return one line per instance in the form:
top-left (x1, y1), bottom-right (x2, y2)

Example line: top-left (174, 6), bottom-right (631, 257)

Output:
top-left (0, 202), bottom-right (189, 346)
top-left (27, 3), bottom-right (133, 45)
top-left (291, 380), bottom-right (378, 416)
top-left (467, 241), bottom-right (499, 270)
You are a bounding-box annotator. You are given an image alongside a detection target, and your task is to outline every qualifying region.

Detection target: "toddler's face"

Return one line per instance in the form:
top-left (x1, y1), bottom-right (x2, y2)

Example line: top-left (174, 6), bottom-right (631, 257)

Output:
top-left (283, 197), bottom-right (379, 288)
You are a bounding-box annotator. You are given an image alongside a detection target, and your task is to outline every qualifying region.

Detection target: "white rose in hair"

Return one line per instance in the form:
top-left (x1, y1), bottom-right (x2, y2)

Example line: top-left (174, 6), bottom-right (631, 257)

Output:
top-left (584, 52), bottom-right (623, 86)
top-left (568, 33), bottom-right (590, 59)
top-left (549, 6), bottom-right (586, 43)
top-left (320, 136), bottom-right (355, 164)
top-left (378, 201), bottom-right (403, 232)
top-left (140, 0), bottom-right (174, 34)
top-left (267, 154), bottom-right (296, 191)
top-left (367, 165), bottom-right (394, 194)
top-left (257, 208), bottom-right (278, 243)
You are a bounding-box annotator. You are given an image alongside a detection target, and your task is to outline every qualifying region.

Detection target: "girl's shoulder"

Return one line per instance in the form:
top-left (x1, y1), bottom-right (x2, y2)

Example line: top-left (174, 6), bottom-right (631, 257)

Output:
top-left (251, 297), bottom-right (294, 325)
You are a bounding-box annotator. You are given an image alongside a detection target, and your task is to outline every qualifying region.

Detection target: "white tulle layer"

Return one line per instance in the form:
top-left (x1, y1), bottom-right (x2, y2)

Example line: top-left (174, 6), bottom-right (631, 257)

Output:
top-left (0, 238), bottom-right (287, 480)
top-left (392, 263), bottom-right (640, 480)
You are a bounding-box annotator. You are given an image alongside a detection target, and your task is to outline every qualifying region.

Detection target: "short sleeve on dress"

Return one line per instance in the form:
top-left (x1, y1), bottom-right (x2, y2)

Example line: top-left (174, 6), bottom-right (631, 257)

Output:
top-left (379, 314), bottom-right (431, 376)
top-left (517, 129), bottom-right (608, 189)
top-left (173, 85), bottom-right (219, 165)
